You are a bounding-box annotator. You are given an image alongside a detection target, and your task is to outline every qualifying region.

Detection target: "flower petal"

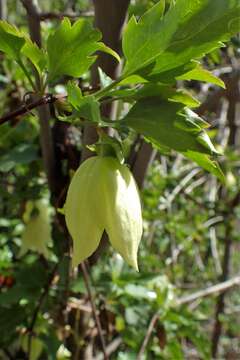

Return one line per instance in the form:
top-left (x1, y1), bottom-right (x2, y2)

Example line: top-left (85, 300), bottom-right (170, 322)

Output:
top-left (65, 157), bottom-right (104, 267)
top-left (101, 158), bottom-right (142, 271)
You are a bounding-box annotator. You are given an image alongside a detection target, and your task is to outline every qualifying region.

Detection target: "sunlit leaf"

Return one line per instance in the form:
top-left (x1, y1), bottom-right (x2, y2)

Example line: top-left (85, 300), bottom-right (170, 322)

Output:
top-left (47, 18), bottom-right (120, 83)
top-left (122, 0), bottom-right (240, 78)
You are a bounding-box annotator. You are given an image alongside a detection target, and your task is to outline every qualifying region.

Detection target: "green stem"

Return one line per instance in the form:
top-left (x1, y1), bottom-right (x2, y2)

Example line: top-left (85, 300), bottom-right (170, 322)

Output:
top-left (94, 76), bottom-right (123, 100)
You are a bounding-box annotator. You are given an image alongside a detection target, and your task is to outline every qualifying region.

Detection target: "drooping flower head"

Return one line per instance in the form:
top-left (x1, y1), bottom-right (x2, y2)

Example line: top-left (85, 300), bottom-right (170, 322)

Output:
top-left (64, 156), bottom-right (142, 270)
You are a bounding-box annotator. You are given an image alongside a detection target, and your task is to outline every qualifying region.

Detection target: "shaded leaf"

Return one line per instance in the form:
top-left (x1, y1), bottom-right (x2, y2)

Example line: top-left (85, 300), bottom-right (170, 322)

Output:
top-left (22, 39), bottom-right (47, 76)
top-left (183, 151), bottom-right (225, 183)
top-left (0, 143), bottom-right (38, 172)
top-left (122, 98), bottom-right (216, 154)
top-left (0, 305), bottom-right (26, 346)
top-left (177, 63), bottom-right (226, 88)
top-left (122, 98), bottom-right (223, 179)
top-left (66, 82), bottom-right (102, 123)
top-left (145, 61), bottom-right (197, 84)
top-left (0, 21), bottom-right (25, 59)
top-left (136, 84), bottom-right (200, 108)
top-left (148, 0), bottom-right (240, 78)
top-left (76, 95), bottom-right (101, 123)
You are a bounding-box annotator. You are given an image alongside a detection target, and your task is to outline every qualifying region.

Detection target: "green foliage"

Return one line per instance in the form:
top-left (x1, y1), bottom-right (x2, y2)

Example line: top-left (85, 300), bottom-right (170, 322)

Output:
top-left (66, 81), bottom-right (101, 123)
top-left (177, 63), bottom-right (226, 88)
top-left (0, 17), bottom-right (119, 89)
top-left (22, 39), bottom-right (47, 77)
top-left (0, 143), bottom-right (38, 172)
top-left (47, 17), bottom-right (120, 83)
top-left (123, 0), bottom-right (240, 78)
top-left (0, 21), bottom-right (25, 59)
top-left (122, 98), bottom-right (224, 181)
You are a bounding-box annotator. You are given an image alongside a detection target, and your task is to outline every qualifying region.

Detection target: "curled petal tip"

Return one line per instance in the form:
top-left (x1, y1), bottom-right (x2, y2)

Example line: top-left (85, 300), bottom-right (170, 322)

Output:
top-left (126, 255), bottom-right (139, 271)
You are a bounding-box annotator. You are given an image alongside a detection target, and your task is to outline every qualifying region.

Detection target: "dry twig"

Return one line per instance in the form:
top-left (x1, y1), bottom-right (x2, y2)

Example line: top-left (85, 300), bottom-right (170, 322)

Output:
top-left (0, 94), bottom-right (61, 125)
top-left (80, 262), bottom-right (108, 360)
top-left (177, 276), bottom-right (240, 306)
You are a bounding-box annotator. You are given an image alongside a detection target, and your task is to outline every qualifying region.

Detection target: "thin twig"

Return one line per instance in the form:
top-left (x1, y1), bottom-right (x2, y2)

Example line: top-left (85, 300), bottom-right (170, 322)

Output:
top-left (38, 10), bottom-right (94, 21)
top-left (94, 337), bottom-right (122, 360)
top-left (0, 94), bottom-right (61, 125)
top-left (165, 168), bottom-right (200, 206)
top-left (136, 313), bottom-right (159, 360)
top-left (0, 85), bottom-right (98, 126)
top-left (176, 275), bottom-right (240, 306)
top-left (80, 262), bottom-right (108, 360)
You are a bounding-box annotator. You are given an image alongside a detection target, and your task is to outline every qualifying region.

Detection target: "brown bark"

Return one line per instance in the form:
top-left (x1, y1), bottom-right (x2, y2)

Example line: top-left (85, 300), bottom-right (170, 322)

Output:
top-left (131, 141), bottom-right (157, 189)
top-left (21, 0), bottom-right (58, 196)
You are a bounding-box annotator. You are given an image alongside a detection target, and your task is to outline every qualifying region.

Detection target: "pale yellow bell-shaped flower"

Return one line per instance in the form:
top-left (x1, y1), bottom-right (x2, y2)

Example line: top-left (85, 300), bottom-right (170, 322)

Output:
top-left (64, 156), bottom-right (142, 270)
top-left (20, 199), bottom-right (53, 258)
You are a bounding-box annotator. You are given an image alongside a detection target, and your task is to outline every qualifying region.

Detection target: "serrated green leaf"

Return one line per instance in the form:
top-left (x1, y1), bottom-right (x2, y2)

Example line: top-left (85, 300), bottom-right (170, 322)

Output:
top-left (182, 108), bottom-right (210, 130)
top-left (122, 0), bottom-right (240, 78)
top-left (122, 0), bottom-right (167, 76)
top-left (0, 21), bottom-right (42, 89)
top-left (136, 84), bottom-right (200, 108)
top-left (169, 90), bottom-right (200, 108)
top-left (122, 98), bottom-right (223, 178)
top-left (21, 39), bottom-right (47, 76)
top-left (197, 131), bottom-right (220, 155)
top-left (107, 88), bottom-right (138, 101)
top-left (0, 21), bottom-right (25, 59)
top-left (148, 0), bottom-right (240, 78)
top-left (119, 74), bottom-right (148, 85)
top-left (122, 98), bottom-right (217, 155)
top-left (183, 151), bottom-right (225, 183)
top-left (47, 18), bottom-right (120, 83)
top-left (110, 84), bottom-right (200, 107)
top-left (146, 61), bottom-right (197, 84)
top-left (177, 64), bottom-right (226, 88)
